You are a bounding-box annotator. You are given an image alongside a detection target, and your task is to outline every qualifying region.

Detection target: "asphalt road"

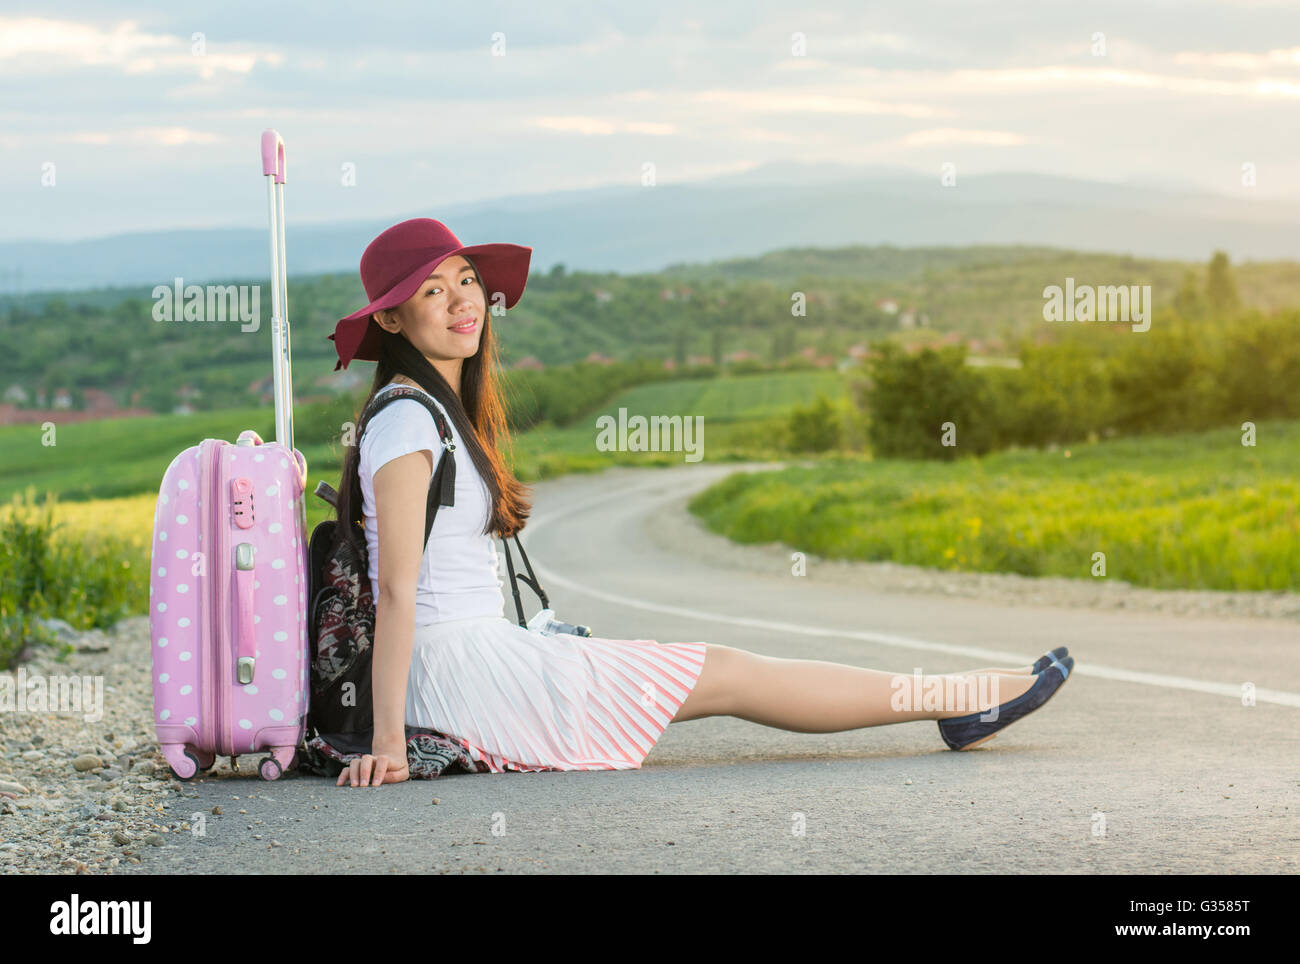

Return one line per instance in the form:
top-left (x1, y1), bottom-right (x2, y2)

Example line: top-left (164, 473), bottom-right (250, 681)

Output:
top-left (122, 463), bottom-right (1300, 874)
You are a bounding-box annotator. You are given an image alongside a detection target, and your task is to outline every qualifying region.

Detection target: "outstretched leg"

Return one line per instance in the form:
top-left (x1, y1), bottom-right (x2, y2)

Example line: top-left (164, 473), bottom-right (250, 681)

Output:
top-left (966, 663), bottom-right (1035, 675)
top-left (671, 644), bottom-right (1036, 732)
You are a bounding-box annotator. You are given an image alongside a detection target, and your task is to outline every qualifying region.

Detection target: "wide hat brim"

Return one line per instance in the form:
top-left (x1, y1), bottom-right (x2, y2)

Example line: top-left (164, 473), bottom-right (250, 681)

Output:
top-left (330, 233), bottom-right (532, 371)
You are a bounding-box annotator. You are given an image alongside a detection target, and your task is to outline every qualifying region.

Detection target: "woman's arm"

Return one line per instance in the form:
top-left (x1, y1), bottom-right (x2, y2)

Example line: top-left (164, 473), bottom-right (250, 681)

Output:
top-left (369, 447), bottom-right (435, 758)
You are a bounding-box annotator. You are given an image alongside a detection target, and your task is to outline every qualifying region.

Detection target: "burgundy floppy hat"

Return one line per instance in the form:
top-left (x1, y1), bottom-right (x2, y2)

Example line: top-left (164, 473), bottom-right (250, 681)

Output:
top-left (330, 217), bottom-right (532, 370)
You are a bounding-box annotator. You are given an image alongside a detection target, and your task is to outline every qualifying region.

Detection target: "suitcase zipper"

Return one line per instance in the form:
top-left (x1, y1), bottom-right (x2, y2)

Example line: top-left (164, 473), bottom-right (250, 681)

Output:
top-left (216, 440), bottom-right (231, 757)
top-left (200, 440), bottom-right (214, 756)
top-left (203, 439), bottom-right (230, 757)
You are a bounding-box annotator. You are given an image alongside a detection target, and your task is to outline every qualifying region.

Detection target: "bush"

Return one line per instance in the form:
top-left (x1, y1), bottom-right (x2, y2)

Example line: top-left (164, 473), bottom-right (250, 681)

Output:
top-left (0, 487), bottom-right (141, 670)
top-left (785, 393), bottom-right (844, 452)
top-left (728, 359), bottom-right (770, 376)
top-left (998, 341), bottom-right (1112, 446)
top-left (861, 342), bottom-right (996, 459)
top-left (856, 309), bottom-right (1300, 459)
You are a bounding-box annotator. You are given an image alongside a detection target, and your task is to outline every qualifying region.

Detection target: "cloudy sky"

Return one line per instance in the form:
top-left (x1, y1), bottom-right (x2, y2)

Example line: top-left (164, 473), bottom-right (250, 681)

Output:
top-left (3, 0), bottom-right (1299, 241)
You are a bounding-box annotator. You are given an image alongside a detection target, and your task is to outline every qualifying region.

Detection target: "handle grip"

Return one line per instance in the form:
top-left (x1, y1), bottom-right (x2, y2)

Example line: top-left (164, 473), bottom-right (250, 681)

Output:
top-left (261, 129), bottom-right (286, 184)
top-left (235, 542), bottom-right (256, 683)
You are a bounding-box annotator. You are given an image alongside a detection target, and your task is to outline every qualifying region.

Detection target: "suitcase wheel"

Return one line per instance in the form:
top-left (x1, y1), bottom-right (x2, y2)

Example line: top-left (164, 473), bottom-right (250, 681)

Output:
top-left (161, 745), bottom-right (198, 780)
top-left (259, 746), bottom-right (296, 781)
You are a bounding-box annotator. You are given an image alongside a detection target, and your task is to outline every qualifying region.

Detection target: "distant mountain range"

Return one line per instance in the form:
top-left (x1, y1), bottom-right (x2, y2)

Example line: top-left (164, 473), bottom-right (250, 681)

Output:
top-left (2, 163), bottom-right (1296, 294)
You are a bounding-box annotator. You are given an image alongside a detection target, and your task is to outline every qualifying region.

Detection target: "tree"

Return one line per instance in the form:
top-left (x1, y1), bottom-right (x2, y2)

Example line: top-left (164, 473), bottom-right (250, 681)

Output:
top-left (861, 342), bottom-right (996, 459)
top-left (1205, 251), bottom-right (1240, 317)
top-left (770, 328), bottom-right (795, 362)
top-left (1173, 270), bottom-right (1204, 319)
top-left (786, 393), bottom-right (842, 452)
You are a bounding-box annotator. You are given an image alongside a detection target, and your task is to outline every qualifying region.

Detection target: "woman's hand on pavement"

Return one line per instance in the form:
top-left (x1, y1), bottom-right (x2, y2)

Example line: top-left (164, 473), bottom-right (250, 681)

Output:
top-left (336, 739), bottom-right (410, 787)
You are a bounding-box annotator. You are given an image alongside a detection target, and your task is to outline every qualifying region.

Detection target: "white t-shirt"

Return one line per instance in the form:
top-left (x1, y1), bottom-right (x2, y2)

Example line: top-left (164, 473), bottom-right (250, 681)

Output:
top-left (358, 383), bottom-right (505, 626)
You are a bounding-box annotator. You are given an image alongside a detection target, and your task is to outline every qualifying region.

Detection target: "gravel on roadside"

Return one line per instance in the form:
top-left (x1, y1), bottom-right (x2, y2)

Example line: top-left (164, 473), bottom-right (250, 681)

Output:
top-left (0, 615), bottom-right (201, 875)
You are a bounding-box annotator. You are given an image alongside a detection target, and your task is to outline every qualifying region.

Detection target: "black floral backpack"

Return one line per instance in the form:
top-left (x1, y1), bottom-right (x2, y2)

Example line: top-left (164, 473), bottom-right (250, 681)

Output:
top-left (295, 385), bottom-right (549, 779)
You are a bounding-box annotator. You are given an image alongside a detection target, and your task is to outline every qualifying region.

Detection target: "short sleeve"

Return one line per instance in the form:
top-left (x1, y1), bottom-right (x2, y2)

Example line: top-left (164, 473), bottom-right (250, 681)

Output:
top-left (360, 398), bottom-right (442, 479)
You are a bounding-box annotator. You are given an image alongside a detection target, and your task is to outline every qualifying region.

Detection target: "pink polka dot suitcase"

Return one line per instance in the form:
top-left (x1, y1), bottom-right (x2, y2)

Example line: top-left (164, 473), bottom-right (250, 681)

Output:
top-left (147, 130), bottom-right (310, 781)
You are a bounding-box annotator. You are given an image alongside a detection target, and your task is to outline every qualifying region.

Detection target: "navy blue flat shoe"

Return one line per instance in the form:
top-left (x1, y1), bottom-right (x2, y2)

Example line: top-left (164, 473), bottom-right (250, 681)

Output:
top-left (1031, 647), bottom-right (1069, 674)
top-left (938, 656), bottom-right (1074, 751)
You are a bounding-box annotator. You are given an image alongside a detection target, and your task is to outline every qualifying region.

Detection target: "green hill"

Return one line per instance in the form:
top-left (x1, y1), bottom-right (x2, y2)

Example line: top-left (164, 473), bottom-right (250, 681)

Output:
top-left (3, 245), bottom-right (1296, 419)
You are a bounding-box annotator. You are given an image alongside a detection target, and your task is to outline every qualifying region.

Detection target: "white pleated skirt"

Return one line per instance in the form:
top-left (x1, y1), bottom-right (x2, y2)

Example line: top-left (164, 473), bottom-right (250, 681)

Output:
top-left (404, 615), bottom-right (709, 773)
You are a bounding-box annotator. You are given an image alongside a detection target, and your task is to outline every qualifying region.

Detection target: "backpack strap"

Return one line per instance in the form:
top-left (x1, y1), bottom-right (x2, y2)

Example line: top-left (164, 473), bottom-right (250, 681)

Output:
top-left (501, 533), bottom-right (549, 628)
top-left (356, 385), bottom-right (552, 626)
top-left (357, 386), bottom-right (456, 551)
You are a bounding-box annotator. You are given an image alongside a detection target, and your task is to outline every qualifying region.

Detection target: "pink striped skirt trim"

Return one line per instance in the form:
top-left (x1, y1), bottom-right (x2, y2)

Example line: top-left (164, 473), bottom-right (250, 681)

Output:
top-left (404, 615), bottom-right (708, 773)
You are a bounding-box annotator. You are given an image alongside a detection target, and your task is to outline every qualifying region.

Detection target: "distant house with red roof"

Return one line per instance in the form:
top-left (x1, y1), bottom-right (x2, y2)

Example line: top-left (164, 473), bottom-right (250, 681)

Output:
top-left (0, 383), bottom-right (154, 425)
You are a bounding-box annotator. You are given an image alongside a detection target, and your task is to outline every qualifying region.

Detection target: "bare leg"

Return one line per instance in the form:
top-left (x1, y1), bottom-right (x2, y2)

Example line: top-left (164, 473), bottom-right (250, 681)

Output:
top-left (672, 644), bottom-right (1036, 732)
top-left (966, 663), bottom-right (1035, 676)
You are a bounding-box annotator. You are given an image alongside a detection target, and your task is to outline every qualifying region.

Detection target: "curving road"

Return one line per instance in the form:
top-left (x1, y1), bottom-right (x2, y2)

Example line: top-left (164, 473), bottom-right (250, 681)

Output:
top-left (122, 463), bottom-right (1300, 874)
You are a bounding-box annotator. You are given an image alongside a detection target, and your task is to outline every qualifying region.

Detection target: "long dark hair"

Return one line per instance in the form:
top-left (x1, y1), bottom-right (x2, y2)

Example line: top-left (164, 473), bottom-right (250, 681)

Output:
top-left (333, 260), bottom-right (532, 554)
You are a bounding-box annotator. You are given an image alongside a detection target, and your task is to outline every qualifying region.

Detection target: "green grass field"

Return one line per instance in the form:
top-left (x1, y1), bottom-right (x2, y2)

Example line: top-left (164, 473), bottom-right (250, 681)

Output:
top-left (0, 369), bottom-right (847, 506)
top-left (687, 418), bottom-right (1299, 592)
top-left (508, 369), bottom-right (849, 471)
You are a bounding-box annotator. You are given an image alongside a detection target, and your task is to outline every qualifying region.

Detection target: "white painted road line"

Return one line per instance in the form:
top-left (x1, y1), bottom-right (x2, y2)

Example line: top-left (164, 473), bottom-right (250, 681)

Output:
top-left (526, 497), bottom-right (1300, 709)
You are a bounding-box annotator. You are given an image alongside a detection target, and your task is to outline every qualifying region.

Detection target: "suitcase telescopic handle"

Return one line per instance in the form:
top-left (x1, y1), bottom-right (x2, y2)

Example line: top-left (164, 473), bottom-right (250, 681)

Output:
top-left (261, 128), bottom-right (294, 451)
top-left (261, 129), bottom-right (286, 184)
